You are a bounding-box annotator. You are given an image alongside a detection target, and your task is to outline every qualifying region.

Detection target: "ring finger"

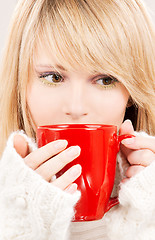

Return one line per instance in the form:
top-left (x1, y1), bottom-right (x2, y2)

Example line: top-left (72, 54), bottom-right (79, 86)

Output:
top-left (52, 164), bottom-right (82, 190)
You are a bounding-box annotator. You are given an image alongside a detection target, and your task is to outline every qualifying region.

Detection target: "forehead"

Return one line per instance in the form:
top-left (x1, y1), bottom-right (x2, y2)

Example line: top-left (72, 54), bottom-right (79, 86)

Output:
top-left (33, 39), bottom-right (97, 74)
top-left (33, 42), bottom-right (55, 65)
top-left (33, 41), bottom-right (87, 76)
top-left (33, 43), bottom-right (96, 77)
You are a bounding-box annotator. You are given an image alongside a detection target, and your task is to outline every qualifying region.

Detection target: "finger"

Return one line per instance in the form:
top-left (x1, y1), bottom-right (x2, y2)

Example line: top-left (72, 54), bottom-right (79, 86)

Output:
top-left (119, 119), bottom-right (135, 157)
top-left (24, 140), bottom-right (68, 169)
top-left (121, 178), bottom-right (130, 184)
top-left (127, 149), bottom-right (155, 167)
top-left (64, 183), bottom-right (78, 194)
top-left (36, 146), bottom-right (81, 181)
top-left (119, 119), bottom-right (135, 136)
top-left (13, 135), bottom-right (29, 158)
top-left (126, 165), bottom-right (145, 178)
top-left (52, 164), bottom-right (82, 190)
top-left (121, 135), bottom-right (155, 152)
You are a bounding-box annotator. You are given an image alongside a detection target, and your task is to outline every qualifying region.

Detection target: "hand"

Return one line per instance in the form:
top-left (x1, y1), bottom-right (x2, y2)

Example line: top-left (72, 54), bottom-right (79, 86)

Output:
top-left (119, 119), bottom-right (155, 182)
top-left (13, 135), bottom-right (82, 194)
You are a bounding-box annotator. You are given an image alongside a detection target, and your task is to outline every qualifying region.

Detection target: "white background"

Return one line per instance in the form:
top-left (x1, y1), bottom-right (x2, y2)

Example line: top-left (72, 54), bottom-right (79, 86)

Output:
top-left (0, 0), bottom-right (155, 59)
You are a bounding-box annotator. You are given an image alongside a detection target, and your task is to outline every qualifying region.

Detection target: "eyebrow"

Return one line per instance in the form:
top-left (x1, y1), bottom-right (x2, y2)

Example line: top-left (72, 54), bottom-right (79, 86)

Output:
top-left (35, 64), bottom-right (67, 72)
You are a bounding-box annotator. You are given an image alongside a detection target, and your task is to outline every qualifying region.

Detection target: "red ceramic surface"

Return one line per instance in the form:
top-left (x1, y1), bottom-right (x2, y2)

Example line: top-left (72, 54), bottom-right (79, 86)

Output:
top-left (37, 124), bottom-right (133, 221)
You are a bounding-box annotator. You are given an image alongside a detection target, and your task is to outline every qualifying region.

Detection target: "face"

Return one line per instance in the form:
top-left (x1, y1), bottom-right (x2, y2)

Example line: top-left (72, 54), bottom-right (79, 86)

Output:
top-left (26, 43), bottom-right (130, 132)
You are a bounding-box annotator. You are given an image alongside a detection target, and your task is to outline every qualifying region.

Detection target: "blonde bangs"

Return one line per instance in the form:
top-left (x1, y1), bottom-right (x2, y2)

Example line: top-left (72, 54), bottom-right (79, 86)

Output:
top-left (35, 0), bottom-right (132, 75)
top-left (35, 0), bottom-right (155, 89)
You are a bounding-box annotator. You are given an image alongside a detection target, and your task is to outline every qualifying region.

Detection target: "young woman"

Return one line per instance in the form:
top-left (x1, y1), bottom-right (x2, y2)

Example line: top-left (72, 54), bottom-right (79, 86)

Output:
top-left (0, 0), bottom-right (155, 239)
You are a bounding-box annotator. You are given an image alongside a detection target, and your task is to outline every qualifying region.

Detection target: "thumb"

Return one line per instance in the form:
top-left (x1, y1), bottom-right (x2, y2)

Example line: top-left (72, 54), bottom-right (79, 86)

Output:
top-left (119, 119), bottom-right (135, 157)
top-left (13, 134), bottom-right (29, 158)
top-left (119, 119), bottom-right (135, 135)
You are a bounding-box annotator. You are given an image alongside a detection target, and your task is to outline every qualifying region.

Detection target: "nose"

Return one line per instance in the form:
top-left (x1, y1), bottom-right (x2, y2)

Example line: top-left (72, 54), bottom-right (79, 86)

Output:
top-left (63, 84), bottom-right (88, 120)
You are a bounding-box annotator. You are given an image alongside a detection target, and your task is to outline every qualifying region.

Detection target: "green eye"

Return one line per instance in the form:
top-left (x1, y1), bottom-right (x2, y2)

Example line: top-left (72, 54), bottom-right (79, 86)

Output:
top-left (39, 72), bottom-right (63, 86)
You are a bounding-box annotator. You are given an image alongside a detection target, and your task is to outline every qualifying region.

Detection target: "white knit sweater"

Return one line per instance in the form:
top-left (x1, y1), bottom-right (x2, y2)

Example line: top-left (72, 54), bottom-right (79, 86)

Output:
top-left (0, 131), bottom-right (155, 240)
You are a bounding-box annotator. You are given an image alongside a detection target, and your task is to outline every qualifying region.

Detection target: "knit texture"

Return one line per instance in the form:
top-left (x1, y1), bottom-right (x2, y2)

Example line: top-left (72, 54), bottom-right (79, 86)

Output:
top-left (0, 131), bottom-right (155, 240)
top-left (0, 132), bottom-right (80, 240)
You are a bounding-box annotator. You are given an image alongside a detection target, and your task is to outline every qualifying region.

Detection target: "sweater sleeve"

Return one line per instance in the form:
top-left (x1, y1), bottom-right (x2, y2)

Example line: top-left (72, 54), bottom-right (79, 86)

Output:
top-left (0, 132), bottom-right (80, 240)
top-left (104, 132), bottom-right (155, 240)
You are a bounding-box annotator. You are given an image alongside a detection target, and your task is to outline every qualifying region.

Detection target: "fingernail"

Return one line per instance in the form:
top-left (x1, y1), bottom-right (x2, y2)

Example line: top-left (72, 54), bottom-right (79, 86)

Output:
top-left (67, 146), bottom-right (81, 157)
top-left (65, 183), bottom-right (78, 194)
top-left (54, 140), bottom-right (68, 150)
top-left (124, 119), bottom-right (132, 124)
top-left (69, 164), bottom-right (82, 177)
top-left (121, 137), bottom-right (135, 145)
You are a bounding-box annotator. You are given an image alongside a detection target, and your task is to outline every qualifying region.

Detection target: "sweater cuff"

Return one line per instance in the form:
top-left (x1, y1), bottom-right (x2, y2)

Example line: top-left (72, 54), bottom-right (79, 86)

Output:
top-left (0, 132), bottom-right (80, 240)
top-left (119, 159), bottom-right (155, 216)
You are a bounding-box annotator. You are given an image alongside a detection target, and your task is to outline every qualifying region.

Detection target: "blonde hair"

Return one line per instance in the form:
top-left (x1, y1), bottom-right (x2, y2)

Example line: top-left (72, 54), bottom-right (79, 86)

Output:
top-left (0, 0), bottom-right (155, 155)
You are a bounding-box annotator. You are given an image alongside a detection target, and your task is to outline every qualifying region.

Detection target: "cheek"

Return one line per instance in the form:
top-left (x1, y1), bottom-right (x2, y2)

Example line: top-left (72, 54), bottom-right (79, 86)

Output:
top-left (104, 99), bottom-right (126, 125)
top-left (91, 88), bottom-right (129, 127)
top-left (26, 82), bottom-right (61, 127)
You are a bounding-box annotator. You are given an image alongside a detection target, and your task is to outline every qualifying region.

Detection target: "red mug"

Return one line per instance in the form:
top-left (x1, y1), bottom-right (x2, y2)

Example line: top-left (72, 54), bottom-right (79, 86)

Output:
top-left (37, 124), bottom-right (133, 221)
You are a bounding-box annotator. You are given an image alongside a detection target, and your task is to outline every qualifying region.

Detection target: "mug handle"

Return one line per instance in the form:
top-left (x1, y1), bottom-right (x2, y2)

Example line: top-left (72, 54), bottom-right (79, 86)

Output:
top-left (105, 133), bottom-right (135, 213)
top-left (105, 196), bottom-right (119, 212)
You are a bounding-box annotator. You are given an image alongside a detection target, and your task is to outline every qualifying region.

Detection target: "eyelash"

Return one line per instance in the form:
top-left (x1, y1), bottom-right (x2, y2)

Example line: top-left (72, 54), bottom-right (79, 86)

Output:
top-left (39, 72), bottom-right (64, 87)
top-left (38, 72), bottom-right (118, 89)
top-left (92, 76), bottom-right (118, 89)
